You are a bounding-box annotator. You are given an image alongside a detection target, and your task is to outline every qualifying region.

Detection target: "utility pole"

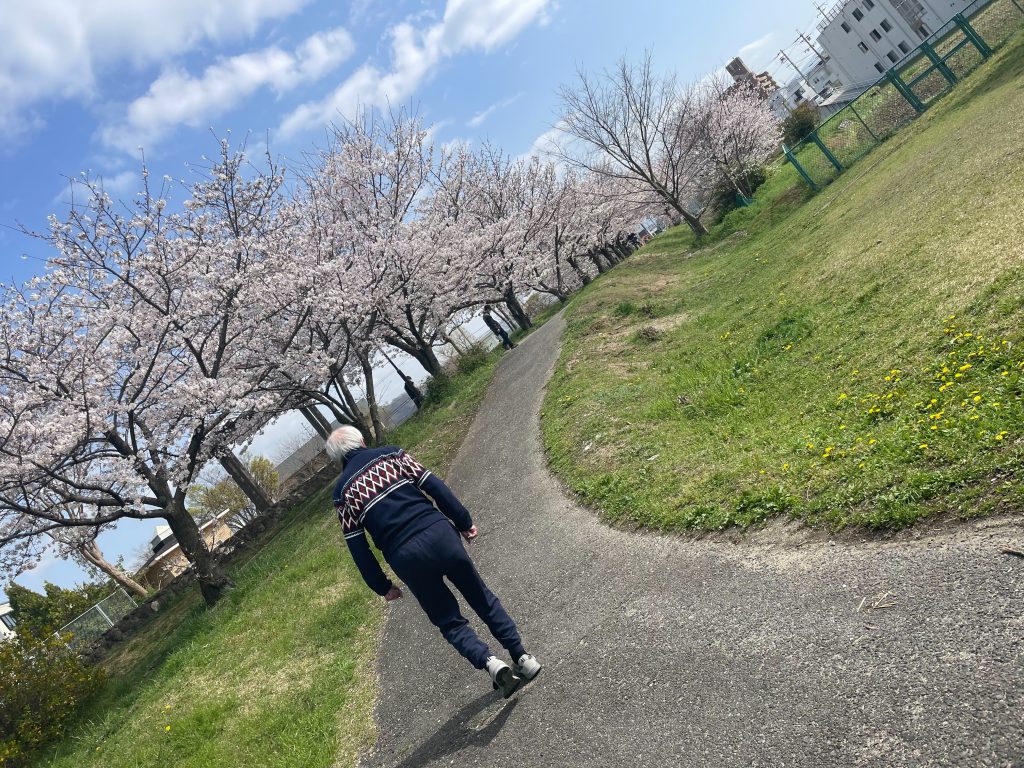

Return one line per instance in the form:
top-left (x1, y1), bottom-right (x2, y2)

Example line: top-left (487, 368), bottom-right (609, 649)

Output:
top-left (797, 29), bottom-right (827, 64)
top-left (779, 47), bottom-right (810, 81)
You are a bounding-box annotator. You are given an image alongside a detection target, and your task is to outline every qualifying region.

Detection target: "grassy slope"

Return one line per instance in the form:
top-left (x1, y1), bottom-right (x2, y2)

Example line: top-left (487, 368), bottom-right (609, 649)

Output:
top-left (36, 346), bottom-right (513, 768)
top-left (543, 34), bottom-right (1024, 533)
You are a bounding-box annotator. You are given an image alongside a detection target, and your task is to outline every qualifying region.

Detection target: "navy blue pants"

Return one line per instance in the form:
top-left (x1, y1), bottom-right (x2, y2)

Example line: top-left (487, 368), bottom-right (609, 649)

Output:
top-left (388, 521), bottom-right (525, 669)
top-left (494, 329), bottom-right (514, 350)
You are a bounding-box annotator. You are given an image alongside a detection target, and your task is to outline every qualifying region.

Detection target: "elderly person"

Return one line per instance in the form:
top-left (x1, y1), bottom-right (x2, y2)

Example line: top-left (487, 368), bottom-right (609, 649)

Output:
top-left (326, 426), bottom-right (541, 697)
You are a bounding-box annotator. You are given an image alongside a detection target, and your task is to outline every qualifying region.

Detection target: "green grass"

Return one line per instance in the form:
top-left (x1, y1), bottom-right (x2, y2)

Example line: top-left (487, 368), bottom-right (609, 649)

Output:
top-left (34, 337), bottom-right (524, 767)
top-left (542, 33), bottom-right (1024, 533)
top-left (35, 488), bottom-right (381, 768)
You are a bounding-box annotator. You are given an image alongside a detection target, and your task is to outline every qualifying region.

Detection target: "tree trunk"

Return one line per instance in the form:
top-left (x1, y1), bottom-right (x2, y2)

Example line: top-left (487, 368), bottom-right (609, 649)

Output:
top-left (418, 345), bottom-right (443, 377)
top-left (679, 208), bottom-right (708, 236)
top-left (219, 452), bottom-right (274, 513)
top-left (384, 335), bottom-right (443, 377)
top-left (443, 331), bottom-right (469, 355)
top-left (329, 377), bottom-right (374, 444)
top-left (77, 540), bottom-right (149, 600)
top-left (503, 288), bottom-right (532, 330)
top-left (299, 405), bottom-right (331, 439)
top-left (163, 501), bottom-right (233, 607)
top-left (584, 251), bottom-right (607, 275)
top-left (358, 351), bottom-right (387, 445)
top-left (380, 348), bottom-right (424, 409)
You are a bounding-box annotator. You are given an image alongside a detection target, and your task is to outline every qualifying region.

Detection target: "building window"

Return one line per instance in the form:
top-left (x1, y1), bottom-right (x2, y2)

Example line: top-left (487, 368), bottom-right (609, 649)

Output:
top-left (880, 18), bottom-right (892, 32)
top-left (898, 41), bottom-right (911, 53)
top-left (916, 23), bottom-right (930, 39)
top-left (852, 8), bottom-right (864, 20)
top-left (858, 41), bottom-right (870, 52)
top-left (842, 21), bottom-right (852, 32)
top-left (863, 0), bottom-right (875, 8)
top-left (887, 50), bottom-right (899, 62)
top-left (1, 614), bottom-right (15, 631)
top-left (874, 62), bottom-right (885, 73)
top-left (870, 29), bottom-right (882, 41)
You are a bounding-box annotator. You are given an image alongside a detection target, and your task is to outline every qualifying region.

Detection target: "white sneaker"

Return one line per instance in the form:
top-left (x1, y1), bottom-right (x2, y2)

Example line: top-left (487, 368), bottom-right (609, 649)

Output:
top-left (514, 653), bottom-right (542, 681)
top-left (485, 655), bottom-right (522, 698)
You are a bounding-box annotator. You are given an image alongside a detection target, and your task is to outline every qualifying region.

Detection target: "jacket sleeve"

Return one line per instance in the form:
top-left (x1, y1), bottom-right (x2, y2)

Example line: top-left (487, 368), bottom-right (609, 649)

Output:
top-left (336, 501), bottom-right (392, 596)
top-left (399, 451), bottom-right (474, 532)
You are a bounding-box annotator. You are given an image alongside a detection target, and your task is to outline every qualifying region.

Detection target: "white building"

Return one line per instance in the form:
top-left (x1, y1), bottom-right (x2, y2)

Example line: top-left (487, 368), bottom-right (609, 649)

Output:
top-left (816, 0), bottom-right (973, 89)
top-left (0, 602), bottom-right (15, 640)
top-left (775, 0), bottom-right (974, 120)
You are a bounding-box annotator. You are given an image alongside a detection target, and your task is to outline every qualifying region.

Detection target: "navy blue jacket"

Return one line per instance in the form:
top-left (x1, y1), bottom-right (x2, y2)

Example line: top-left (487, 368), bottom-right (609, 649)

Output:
top-left (332, 446), bottom-right (474, 595)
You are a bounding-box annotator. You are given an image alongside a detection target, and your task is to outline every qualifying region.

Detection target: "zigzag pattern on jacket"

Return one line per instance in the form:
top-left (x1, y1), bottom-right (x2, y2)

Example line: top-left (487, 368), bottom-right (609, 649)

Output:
top-left (336, 451), bottom-right (429, 538)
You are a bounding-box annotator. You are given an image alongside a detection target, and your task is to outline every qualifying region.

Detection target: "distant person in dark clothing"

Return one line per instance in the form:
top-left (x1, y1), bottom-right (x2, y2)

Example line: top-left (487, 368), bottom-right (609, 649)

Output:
top-left (483, 305), bottom-right (516, 350)
top-left (327, 426), bottom-right (541, 697)
top-left (400, 373), bottom-right (424, 409)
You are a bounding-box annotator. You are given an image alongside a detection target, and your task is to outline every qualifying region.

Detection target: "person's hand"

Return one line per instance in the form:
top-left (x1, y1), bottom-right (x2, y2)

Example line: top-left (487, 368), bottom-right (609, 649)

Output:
top-left (461, 525), bottom-right (478, 542)
top-left (384, 585), bottom-right (403, 601)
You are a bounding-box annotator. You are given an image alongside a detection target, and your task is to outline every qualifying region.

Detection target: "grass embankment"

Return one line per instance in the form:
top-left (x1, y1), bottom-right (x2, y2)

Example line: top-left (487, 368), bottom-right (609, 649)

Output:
top-left (35, 345), bottom-right (514, 768)
top-left (543, 34), bottom-right (1024, 533)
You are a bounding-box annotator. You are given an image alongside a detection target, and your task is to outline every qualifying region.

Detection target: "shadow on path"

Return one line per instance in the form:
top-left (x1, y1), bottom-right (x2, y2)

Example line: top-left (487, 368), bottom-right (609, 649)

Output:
top-left (382, 692), bottom-right (519, 768)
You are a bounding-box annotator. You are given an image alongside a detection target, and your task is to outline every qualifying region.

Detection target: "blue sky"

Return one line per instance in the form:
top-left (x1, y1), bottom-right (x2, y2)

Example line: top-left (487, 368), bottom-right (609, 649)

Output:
top-left (0, 0), bottom-right (820, 598)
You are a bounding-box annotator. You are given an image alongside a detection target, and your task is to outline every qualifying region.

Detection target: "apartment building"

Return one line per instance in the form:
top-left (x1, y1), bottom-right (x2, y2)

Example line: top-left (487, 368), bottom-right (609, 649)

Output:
top-left (817, 0), bottom-right (973, 88)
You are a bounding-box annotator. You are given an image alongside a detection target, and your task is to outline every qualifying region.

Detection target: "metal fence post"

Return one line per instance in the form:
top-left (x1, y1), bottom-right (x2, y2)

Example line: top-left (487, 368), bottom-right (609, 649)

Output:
top-left (885, 69), bottom-right (926, 113)
top-left (953, 12), bottom-right (994, 58)
top-left (848, 103), bottom-right (880, 145)
top-left (94, 603), bottom-right (115, 628)
top-left (918, 40), bottom-right (958, 85)
top-left (782, 143), bottom-right (820, 192)
top-left (809, 130), bottom-right (845, 173)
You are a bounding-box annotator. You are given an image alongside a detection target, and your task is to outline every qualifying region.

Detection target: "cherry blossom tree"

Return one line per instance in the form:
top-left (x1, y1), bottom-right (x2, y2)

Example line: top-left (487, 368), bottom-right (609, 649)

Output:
top-left (556, 52), bottom-right (714, 236)
top-left (0, 144), bottom-right (305, 606)
top-left (695, 79), bottom-right (781, 198)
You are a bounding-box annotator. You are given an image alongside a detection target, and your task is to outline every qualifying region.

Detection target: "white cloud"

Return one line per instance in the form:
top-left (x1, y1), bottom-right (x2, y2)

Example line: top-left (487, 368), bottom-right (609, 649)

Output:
top-left (102, 27), bottom-right (354, 153)
top-left (738, 32), bottom-right (778, 72)
top-left (467, 92), bottom-right (522, 128)
top-left (279, 0), bottom-right (553, 138)
top-left (0, 0), bottom-right (308, 143)
top-left (524, 124), bottom-right (565, 159)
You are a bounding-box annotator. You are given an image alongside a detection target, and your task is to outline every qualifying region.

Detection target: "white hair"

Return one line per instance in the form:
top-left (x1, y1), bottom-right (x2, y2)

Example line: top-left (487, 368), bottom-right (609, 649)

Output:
top-left (325, 426), bottom-right (365, 464)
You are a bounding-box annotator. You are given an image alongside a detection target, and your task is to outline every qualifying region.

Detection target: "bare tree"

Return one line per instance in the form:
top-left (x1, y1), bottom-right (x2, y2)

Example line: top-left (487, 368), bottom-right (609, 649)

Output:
top-left (556, 52), bottom-right (712, 236)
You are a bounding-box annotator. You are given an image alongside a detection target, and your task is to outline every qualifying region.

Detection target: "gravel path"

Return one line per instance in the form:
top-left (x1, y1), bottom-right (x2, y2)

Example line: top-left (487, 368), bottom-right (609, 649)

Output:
top-left (362, 312), bottom-right (1024, 768)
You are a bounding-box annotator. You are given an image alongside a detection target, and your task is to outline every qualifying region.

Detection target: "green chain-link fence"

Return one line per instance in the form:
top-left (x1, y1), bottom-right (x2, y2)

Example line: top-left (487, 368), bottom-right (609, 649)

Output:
top-left (55, 588), bottom-right (138, 652)
top-left (784, 0), bottom-right (1024, 190)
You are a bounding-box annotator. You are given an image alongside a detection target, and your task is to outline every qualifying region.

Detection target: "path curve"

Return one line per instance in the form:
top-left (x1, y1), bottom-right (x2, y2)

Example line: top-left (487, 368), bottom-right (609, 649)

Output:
top-left (363, 313), bottom-right (1023, 768)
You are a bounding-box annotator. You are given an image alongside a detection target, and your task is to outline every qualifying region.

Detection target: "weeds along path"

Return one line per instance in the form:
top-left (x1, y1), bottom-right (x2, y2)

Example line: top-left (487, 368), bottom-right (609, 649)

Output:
top-left (362, 312), bottom-right (1023, 768)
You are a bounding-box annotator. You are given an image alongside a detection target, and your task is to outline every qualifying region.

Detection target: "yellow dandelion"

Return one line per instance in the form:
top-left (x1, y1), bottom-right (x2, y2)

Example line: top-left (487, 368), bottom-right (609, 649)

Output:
top-left (919, 443), bottom-right (928, 450)
top-left (165, 725), bottom-right (171, 732)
